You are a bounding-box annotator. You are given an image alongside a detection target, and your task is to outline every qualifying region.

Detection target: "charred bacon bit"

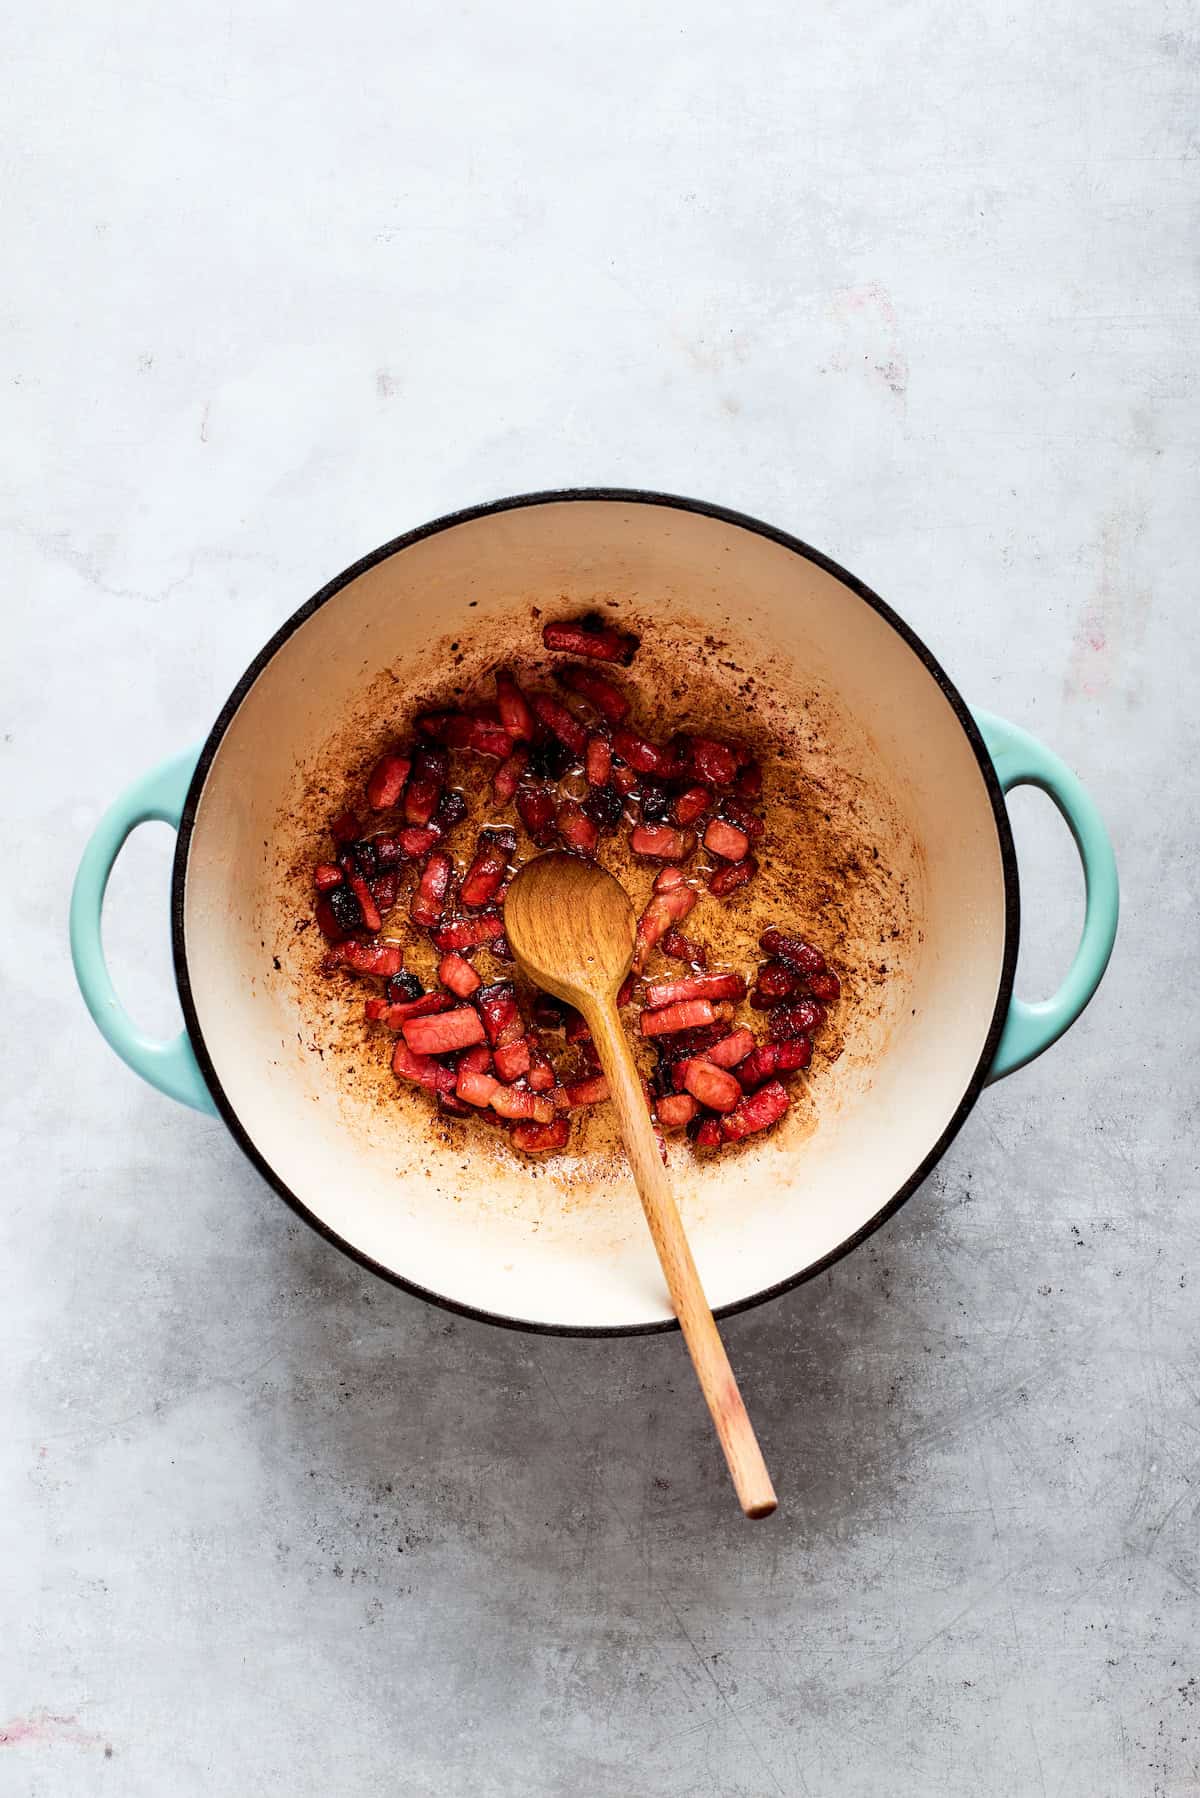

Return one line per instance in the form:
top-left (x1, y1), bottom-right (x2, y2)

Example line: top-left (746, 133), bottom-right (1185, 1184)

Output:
top-left (692, 1115), bottom-right (723, 1148)
top-left (511, 1117), bottom-right (571, 1154)
top-left (584, 734), bottom-right (612, 788)
top-left (581, 784), bottom-right (623, 833)
top-left (494, 1037), bottom-right (533, 1082)
top-left (682, 1059), bottom-right (742, 1113)
top-left (387, 971), bottom-right (424, 1004)
top-left (637, 782), bottom-right (670, 823)
top-left (404, 746), bottom-right (448, 826)
top-left (366, 991), bottom-right (454, 1029)
top-left (751, 959), bottom-right (803, 1003)
top-left (563, 1074), bottom-right (609, 1108)
top-left (411, 850), bottom-right (453, 929)
top-left (402, 1006), bottom-right (486, 1056)
top-left (329, 809), bottom-right (362, 844)
top-left (768, 999), bottom-right (824, 1041)
top-left (315, 895), bottom-right (350, 943)
top-left (660, 926), bottom-right (706, 968)
top-left (738, 1037), bottom-right (812, 1089)
top-left (564, 1009), bottom-right (592, 1044)
top-left (640, 998), bottom-right (717, 1037)
top-left (525, 730), bottom-right (572, 781)
top-left (341, 863), bottom-right (382, 933)
top-left (438, 952), bottom-right (482, 998)
top-left (719, 796), bottom-right (764, 841)
top-left (457, 1065), bottom-right (501, 1106)
top-left (555, 664), bottom-right (631, 722)
top-left (495, 670), bottom-right (535, 740)
top-left (758, 928), bottom-right (827, 975)
top-left (630, 823), bottom-right (695, 863)
top-left (806, 970), bottom-right (842, 1004)
top-left (708, 855), bottom-right (758, 897)
top-left (313, 862), bottom-right (344, 893)
top-left (687, 737), bottom-right (739, 787)
top-left (438, 1092), bottom-right (472, 1118)
top-left (532, 992), bottom-right (568, 1031)
top-left (703, 817), bottom-right (750, 863)
top-left (434, 911), bottom-right (505, 953)
top-left (704, 1027), bottom-right (755, 1069)
top-left (516, 785), bottom-right (557, 847)
top-left (327, 884), bottom-right (367, 936)
top-left (489, 1084), bottom-right (555, 1124)
top-left (492, 744), bottom-right (528, 805)
top-left (461, 826), bottom-right (516, 908)
top-left (657, 1093), bottom-right (699, 1130)
top-left (643, 971), bottom-right (746, 1009)
top-left (529, 692), bottom-right (588, 757)
top-left (391, 1037), bottom-right (458, 1094)
top-left (366, 752), bottom-right (412, 811)
top-left (734, 759), bottom-right (763, 798)
top-left (612, 727), bottom-right (673, 777)
top-left (542, 618), bottom-right (639, 664)
top-left (370, 869), bottom-right (400, 914)
top-left (324, 939), bottom-right (405, 978)
top-left (672, 785), bottom-right (712, 827)
top-left (557, 800), bottom-right (599, 856)
top-left (720, 1079), bottom-right (790, 1141)
top-left (432, 788), bottom-right (469, 832)
top-left (476, 980), bottom-right (524, 1047)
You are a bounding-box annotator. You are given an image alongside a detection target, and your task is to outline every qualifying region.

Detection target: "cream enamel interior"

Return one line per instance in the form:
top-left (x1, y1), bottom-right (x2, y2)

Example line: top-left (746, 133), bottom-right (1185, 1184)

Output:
top-left (181, 500), bottom-right (1008, 1330)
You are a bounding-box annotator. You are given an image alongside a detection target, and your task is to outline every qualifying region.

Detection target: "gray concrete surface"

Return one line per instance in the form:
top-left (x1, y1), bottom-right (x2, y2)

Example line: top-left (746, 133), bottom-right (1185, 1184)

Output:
top-left (3, 1), bottom-right (1197, 1792)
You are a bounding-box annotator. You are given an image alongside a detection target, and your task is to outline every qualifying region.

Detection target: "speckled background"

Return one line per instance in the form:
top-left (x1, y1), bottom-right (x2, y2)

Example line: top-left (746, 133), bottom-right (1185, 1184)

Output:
top-left (3, 0), bottom-right (1196, 1792)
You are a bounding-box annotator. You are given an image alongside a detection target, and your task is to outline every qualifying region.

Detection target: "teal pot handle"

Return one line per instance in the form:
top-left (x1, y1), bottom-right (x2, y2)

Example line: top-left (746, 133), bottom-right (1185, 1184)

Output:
top-left (974, 709), bottom-right (1118, 1083)
top-left (70, 748), bottom-right (216, 1114)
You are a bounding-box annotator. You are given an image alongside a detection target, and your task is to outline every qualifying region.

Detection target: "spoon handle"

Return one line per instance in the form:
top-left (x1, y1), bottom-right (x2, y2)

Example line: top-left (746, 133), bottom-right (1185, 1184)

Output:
top-left (584, 997), bottom-right (778, 1519)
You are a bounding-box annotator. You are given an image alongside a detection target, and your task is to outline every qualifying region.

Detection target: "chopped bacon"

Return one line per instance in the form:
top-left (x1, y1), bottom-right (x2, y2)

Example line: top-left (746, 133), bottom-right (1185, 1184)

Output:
top-left (494, 1038), bottom-right (532, 1082)
top-left (555, 664), bottom-right (631, 722)
top-left (314, 895), bottom-right (350, 943)
top-left (369, 869), bottom-right (400, 914)
top-left (610, 762), bottom-right (638, 796)
top-left (807, 971), bottom-right (841, 1004)
top-left (682, 1059), bottom-right (742, 1113)
top-left (720, 1079), bottom-right (790, 1140)
top-left (654, 865), bottom-right (688, 892)
top-left (526, 1037), bottom-right (556, 1091)
top-left (391, 1037), bottom-right (458, 1093)
top-left (476, 980), bottom-right (524, 1047)
top-left (434, 911), bottom-right (505, 952)
top-left (410, 850), bottom-right (453, 929)
top-left (341, 863), bottom-right (382, 933)
top-left (432, 788), bottom-right (468, 832)
top-left (633, 881), bottom-right (696, 971)
top-left (612, 727), bottom-right (676, 777)
top-left (529, 692), bottom-right (587, 757)
top-left (758, 928), bottom-right (827, 975)
top-left (366, 751), bottom-right (412, 811)
top-left (511, 1117), bottom-right (571, 1153)
top-left (456, 1063), bottom-right (499, 1105)
top-left (719, 796), bottom-right (764, 841)
top-left (751, 959), bottom-right (804, 1003)
top-left (686, 737), bottom-right (738, 787)
top-left (672, 785), bottom-right (712, 827)
top-left (532, 992), bottom-right (568, 1030)
top-left (708, 855), bottom-right (757, 897)
top-left (657, 1093), bottom-right (699, 1130)
top-left (563, 1074), bottom-right (609, 1108)
top-left (584, 734), bottom-right (612, 787)
top-left (489, 1084), bottom-right (555, 1123)
top-left (492, 744), bottom-right (529, 805)
top-left (557, 800), bottom-right (599, 855)
top-left (705, 1028), bottom-right (755, 1068)
top-left (461, 826), bottom-right (516, 908)
top-left (459, 1043), bottom-right (493, 1073)
top-left (768, 1000), bottom-right (824, 1041)
top-left (495, 671), bottom-right (535, 740)
top-left (329, 809), bottom-right (362, 844)
top-left (313, 862), bottom-right (344, 892)
top-left (542, 618), bottom-right (639, 664)
top-left (616, 974), bottom-right (635, 1007)
top-left (324, 938), bottom-right (405, 978)
top-left (516, 785), bottom-right (557, 847)
top-left (404, 746), bottom-right (448, 826)
top-left (640, 999), bottom-right (717, 1037)
top-left (417, 710), bottom-right (512, 759)
top-left (630, 824), bottom-right (694, 862)
top-left (564, 1009), bottom-right (593, 1044)
top-left (734, 759), bottom-right (763, 798)
top-left (660, 926), bottom-right (706, 967)
top-left (643, 971), bottom-right (746, 1009)
top-left (692, 1116), bottom-right (723, 1148)
top-left (438, 952), bottom-right (481, 998)
top-left (366, 991), bottom-right (454, 1029)
top-left (737, 1037), bottom-right (812, 1088)
top-left (402, 1006), bottom-right (486, 1056)
top-left (703, 817), bottom-right (750, 863)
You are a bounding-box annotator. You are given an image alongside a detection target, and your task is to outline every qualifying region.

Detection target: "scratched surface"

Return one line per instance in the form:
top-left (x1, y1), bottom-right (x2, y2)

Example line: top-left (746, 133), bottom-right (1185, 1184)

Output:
top-left (2, 0), bottom-right (1197, 1791)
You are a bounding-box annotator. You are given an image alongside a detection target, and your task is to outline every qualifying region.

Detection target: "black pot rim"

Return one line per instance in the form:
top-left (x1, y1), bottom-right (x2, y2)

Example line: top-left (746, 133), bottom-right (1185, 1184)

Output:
top-left (171, 487), bottom-right (1020, 1338)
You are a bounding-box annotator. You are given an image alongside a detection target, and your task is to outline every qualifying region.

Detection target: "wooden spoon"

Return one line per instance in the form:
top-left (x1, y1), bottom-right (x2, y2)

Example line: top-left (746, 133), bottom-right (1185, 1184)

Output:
top-left (504, 851), bottom-right (777, 1519)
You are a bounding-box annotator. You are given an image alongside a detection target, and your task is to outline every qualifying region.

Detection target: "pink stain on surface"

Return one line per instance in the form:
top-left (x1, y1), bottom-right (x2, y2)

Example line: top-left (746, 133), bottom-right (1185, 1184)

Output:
top-left (827, 282), bottom-right (909, 400)
top-left (0, 1713), bottom-right (105, 1751)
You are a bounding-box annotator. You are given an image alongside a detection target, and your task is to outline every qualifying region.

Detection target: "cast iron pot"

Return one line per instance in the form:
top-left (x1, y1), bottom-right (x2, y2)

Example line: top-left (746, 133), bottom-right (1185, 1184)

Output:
top-left (70, 491), bottom-right (1118, 1333)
